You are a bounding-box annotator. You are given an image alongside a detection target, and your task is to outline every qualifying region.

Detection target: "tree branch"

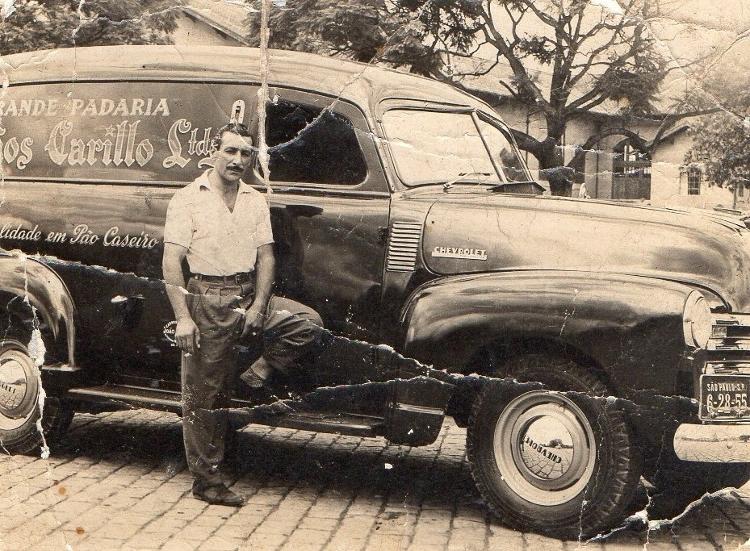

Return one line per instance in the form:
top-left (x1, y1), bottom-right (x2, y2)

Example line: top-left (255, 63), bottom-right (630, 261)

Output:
top-left (478, 4), bottom-right (552, 116)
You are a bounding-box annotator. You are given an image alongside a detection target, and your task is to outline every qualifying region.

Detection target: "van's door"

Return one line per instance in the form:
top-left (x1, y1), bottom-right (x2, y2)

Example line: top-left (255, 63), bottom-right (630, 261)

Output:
top-left (259, 89), bottom-right (391, 342)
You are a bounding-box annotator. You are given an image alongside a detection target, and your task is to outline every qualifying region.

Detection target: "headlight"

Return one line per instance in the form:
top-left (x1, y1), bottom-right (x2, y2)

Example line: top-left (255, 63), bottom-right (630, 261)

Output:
top-left (683, 291), bottom-right (713, 349)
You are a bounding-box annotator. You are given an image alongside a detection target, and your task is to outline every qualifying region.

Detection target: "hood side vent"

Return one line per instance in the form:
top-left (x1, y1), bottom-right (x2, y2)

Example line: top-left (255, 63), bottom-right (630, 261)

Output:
top-left (386, 222), bottom-right (423, 272)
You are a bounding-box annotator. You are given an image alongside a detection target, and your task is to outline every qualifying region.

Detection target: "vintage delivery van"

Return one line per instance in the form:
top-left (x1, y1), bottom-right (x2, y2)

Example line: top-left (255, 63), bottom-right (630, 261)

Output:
top-left (1, 45), bottom-right (750, 539)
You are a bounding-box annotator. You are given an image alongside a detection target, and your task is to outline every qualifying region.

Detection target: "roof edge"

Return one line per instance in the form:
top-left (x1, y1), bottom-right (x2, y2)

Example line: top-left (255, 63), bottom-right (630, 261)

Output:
top-left (180, 7), bottom-right (250, 46)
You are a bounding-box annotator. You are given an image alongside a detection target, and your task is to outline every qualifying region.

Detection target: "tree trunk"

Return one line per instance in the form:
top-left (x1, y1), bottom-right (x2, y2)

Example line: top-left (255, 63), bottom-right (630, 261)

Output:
top-left (537, 133), bottom-right (572, 197)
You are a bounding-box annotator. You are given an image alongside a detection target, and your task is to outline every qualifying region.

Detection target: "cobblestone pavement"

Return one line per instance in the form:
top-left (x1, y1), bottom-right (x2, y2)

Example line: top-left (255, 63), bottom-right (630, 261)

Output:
top-left (1, 410), bottom-right (749, 550)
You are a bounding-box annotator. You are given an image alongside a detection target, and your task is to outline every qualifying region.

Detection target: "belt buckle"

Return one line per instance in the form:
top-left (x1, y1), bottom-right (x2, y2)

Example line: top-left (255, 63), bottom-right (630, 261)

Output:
top-left (234, 273), bottom-right (242, 285)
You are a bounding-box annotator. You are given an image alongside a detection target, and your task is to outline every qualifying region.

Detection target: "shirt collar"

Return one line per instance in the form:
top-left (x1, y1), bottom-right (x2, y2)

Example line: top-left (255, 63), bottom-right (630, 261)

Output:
top-left (197, 169), bottom-right (253, 193)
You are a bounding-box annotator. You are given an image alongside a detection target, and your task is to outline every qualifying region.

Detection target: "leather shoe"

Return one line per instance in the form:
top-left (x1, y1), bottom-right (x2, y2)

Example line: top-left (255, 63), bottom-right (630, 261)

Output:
top-left (192, 484), bottom-right (245, 507)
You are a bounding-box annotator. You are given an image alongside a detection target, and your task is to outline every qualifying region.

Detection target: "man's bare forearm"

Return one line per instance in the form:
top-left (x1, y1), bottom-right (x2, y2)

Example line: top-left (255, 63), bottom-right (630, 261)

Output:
top-left (253, 245), bottom-right (275, 311)
top-left (163, 247), bottom-right (191, 321)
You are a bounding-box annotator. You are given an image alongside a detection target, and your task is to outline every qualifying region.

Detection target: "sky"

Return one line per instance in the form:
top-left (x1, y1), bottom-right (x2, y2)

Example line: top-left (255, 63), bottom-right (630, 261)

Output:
top-left (630, 0), bottom-right (750, 75)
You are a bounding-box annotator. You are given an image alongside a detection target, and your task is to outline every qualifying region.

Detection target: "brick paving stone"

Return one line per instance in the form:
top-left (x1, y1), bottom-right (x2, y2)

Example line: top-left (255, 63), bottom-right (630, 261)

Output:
top-left (446, 541), bottom-right (487, 551)
top-left (244, 532), bottom-right (287, 549)
top-left (142, 517), bottom-right (190, 533)
top-left (373, 518), bottom-right (416, 536)
top-left (365, 533), bottom-right (413, 550)
top-left (408, 545), bottom-right (447, 551)
top-left (75, 537), bottom-right (134, 551)
top-left (486, 532), bottom-right (523, 550)
top-left (126, 531), bottom-right (174, 548)
top-left (299, 516), bottom-right (339, 531)
top-left (215, 522), bottom-right (256, 540)
top-left (60, 510), bottom-right (112, 535)
top-left (161, 537), bottom-right (202, 551)
top-left (266, 508), bottom-right (307, 525)
top-left (5, 412), bottom-right (750, 550)
top-left (175, 523), bottom-right (217, 541)
top-left (253, 519), bottom-right (297, 536)
top-left (226, 512), bottom-right (269, 531)
top-left (410, 530), bottom-right (450, 546)
top-left (198, 535), bottom-right (246, 550)
top-left (524, 532), bottom-right (566, 550)
top-left (280, 544), bottom-right (326, 551)
top-left (328, 536), bottom-right (368, 551)
top-left (339, 516), bottom-right (377, 538)
top-left (286, 528), bottom-right (333, 545)
top-left (92, 520), bottom-right (144, 540)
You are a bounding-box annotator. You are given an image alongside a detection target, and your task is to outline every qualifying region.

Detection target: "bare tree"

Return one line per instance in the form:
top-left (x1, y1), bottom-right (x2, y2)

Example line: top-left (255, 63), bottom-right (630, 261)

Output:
top-left (248, 0), bottom-right (721, 194)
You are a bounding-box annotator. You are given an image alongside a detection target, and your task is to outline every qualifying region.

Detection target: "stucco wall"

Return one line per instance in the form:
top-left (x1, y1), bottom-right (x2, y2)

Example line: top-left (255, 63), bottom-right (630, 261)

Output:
top-left (490, 98), bottom-right (742, 210)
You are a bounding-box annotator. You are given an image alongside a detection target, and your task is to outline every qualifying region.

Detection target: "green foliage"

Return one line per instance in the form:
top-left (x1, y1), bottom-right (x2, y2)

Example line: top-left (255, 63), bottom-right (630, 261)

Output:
top-left (0, 0), bottom-right (179, 56)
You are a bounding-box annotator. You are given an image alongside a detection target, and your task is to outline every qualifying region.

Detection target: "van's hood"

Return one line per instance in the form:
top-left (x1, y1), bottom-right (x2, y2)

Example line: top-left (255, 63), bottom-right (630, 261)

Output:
top-left (413, 189), bottom-right (750, 312)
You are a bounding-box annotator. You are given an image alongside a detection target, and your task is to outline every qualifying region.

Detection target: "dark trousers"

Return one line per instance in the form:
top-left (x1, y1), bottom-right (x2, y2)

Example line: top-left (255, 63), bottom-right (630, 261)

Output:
top-left (181, 277), bottom-right (322, 487)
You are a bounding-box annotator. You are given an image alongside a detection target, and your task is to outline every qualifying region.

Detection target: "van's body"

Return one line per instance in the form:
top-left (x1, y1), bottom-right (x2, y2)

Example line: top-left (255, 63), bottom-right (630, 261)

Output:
top-left (1, 46), bottom-right (750, 539)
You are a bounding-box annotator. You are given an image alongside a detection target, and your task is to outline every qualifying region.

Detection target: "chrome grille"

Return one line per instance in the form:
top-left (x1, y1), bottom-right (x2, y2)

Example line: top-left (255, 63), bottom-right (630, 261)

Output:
top-left (708, 313), bottom-right (750, 351)
top-left (386, 222), bottom-right (422, 272)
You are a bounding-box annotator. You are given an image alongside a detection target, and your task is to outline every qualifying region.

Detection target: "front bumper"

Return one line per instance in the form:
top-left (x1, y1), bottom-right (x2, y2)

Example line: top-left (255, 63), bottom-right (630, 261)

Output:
top-left (674, 423), bottom-right (750, 462)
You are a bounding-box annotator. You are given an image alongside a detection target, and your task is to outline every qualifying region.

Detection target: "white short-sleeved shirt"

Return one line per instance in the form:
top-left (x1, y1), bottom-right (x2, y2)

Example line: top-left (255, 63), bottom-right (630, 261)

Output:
top-left (163, 170), bottom-right (274, 275)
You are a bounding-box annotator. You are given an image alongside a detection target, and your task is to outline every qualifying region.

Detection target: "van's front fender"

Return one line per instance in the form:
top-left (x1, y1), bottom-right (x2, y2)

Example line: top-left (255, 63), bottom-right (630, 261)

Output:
top-left (400, 270), bottom-right (699, 397)
top-left (0, 253), bottom-right (76, 366)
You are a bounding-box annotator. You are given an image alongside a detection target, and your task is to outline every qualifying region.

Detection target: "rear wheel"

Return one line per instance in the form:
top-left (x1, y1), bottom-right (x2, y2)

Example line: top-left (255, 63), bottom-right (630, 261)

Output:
top-left (0, 339), bottom-right (73, 455)
top-left (467, 354), bottom-right (642, 539)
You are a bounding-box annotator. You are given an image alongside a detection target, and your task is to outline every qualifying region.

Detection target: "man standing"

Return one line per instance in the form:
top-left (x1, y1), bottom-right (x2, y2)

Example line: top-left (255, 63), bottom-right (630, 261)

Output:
top-left (162, 122), bottom-right (322, 507)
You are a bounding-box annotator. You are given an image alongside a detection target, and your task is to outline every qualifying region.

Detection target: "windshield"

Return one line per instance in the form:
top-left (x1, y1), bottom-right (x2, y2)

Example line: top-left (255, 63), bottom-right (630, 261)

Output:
top-left (382, 109), bottom-right (530, 187)
top-left (476, 118), bottom-right (529, 183)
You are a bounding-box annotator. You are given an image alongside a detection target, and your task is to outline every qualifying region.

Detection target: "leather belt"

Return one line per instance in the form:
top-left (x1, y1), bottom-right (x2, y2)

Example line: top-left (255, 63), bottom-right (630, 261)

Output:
top-left (190, 272), bottom-right (254, 285)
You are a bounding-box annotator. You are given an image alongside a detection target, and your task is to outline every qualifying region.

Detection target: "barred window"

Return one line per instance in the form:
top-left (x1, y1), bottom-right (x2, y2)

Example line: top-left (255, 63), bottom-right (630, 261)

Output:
top-left (687, 167), bottom-right (702, 195)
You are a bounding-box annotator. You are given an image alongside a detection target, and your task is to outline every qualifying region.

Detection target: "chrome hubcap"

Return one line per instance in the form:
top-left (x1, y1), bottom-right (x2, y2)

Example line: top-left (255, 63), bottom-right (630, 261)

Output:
top-left (493, 390), bottom-right (596, 506)
top-left (0, 346), bottom-right (38, 431)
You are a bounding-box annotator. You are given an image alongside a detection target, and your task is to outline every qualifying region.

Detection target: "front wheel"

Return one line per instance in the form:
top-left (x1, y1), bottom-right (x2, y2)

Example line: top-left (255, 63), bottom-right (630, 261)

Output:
top-left (467, 373), bottom-right (641, 539)
top-left (0, 339), bottom-right (73, 455)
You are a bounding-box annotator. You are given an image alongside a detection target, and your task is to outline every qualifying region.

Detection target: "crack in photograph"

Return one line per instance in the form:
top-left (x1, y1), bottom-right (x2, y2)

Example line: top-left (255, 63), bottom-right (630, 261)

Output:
top-left (1, 0), bottom-right (750, 549)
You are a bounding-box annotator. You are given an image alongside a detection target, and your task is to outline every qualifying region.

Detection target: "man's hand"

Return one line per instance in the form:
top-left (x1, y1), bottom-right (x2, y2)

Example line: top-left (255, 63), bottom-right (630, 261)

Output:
top-left (175, 317), bottom-right (200, 354)
top-left (242, 303), bottom-right (265, 337)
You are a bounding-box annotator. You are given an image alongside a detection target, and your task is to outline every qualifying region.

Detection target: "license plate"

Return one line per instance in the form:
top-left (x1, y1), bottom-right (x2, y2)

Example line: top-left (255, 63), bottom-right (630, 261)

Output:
top-left (700, 375), bottom-right (750, 420)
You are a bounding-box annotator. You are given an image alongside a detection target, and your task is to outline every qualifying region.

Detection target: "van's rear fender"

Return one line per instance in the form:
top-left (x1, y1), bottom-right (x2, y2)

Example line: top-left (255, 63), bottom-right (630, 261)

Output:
top-left (0, 253), bottom-right (75, 366)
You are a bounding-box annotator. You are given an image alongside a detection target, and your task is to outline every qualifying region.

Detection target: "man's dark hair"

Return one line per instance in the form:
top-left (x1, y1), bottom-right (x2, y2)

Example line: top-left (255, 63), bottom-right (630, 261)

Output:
top-left (210, 122), bottom-right (254, 152)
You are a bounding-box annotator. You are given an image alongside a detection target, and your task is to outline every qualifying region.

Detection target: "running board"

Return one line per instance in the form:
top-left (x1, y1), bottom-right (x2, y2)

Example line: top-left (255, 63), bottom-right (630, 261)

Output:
top-left (252, 411), bottom-right (385, 437)
top-left (67, 384), bottom-right (186, 413)
top-left (42, 363), bottom-right (81, 372)
top-left (66, 385), bottom-right (386, 437)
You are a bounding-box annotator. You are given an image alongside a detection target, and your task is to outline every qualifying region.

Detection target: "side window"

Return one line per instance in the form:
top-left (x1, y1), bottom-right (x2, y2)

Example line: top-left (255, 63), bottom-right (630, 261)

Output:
top-left (266, 100), bottom-right (367, 185)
